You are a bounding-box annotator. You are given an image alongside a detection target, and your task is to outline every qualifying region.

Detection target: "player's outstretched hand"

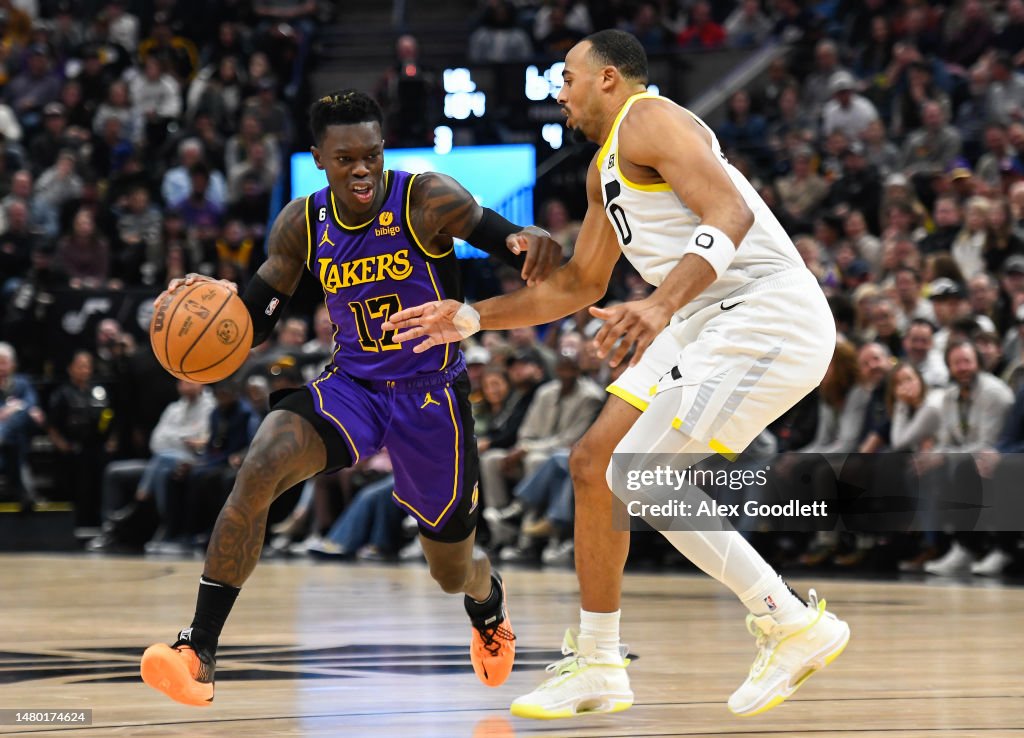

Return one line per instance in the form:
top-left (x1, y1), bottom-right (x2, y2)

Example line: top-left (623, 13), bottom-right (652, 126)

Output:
top-left (155, 273), bottom-right (238, 308)
top-left (589, 299), bottom-right (673, 368)
top-left (506, 226), bottom-right (562, 286)
top-left (383, 299), bottom-right (466, 353)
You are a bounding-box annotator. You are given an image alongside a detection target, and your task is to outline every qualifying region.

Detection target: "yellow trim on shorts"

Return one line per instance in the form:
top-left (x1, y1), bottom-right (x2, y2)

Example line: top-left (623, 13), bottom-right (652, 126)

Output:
top-left (424, 262), bottom-right (450, 370)
top-left (391, 385), bottom-right (460, 528)
top-left (311, 375), bottom-right (360, 463)
top-left (606, 385), bottom-right (650, 412)
top-left (405, 173), bottom-right (454, 258)
top-left (708, 438), bottom-right (738, 462)
top-left (667, 422), bottom-right (739, 462)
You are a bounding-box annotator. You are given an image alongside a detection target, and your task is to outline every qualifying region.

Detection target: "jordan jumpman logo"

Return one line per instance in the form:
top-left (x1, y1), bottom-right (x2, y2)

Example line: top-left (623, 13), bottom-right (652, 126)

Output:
top-left (420, 392), bottom-right (441, 409)
top-left (319, 224), bottom-right (335, 247)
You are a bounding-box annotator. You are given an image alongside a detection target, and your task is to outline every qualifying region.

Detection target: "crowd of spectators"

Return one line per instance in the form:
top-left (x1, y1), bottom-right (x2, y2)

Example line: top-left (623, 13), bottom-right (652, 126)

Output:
top-left (0, 0), bottom-right (315, 532)
top-left (467, 0), bottom-right (791, 63)
top-left (0, 1), bottom-right (312, 314)
top-left (3, 0), bottom-right (1024, 580)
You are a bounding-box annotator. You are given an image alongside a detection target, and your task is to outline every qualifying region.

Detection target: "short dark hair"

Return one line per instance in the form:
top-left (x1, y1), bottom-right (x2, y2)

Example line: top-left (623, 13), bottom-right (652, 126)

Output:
top-left (583, 30), bottom-right (648, 84)
top-left (308, 89), bottom-right (384, 145)
top-left (944, 338), bottom-right (978, 367)
top-left (908, 317), bottom-right (937, 334)
top-left (895, 265), bottom-right (922, 283)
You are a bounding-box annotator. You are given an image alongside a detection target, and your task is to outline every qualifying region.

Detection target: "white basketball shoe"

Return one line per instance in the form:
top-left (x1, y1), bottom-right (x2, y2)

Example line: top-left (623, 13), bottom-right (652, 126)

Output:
top-left (509, 629), bottom-right (633, 719)
top-left (728, 589), bottom-right (850, 717)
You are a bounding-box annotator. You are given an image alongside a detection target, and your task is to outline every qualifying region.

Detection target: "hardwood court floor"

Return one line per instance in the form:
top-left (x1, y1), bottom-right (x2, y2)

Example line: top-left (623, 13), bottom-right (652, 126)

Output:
top-left (1, 554), bottom-right (1022, 737)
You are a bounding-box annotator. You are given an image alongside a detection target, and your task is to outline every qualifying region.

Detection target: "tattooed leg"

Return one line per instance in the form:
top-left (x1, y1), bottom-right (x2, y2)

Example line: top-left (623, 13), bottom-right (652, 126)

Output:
top-left (204, 409), bottom-right (327, 585)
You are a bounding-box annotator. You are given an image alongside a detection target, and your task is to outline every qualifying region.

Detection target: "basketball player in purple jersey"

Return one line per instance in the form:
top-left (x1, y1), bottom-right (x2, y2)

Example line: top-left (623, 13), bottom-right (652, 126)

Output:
top-left (140, 90), bottom-right (562, 706)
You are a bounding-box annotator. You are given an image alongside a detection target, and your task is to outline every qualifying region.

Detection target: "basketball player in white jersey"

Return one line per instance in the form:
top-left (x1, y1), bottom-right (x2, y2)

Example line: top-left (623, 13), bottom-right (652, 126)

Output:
top-left (384, 30), bottom-right (849, 718)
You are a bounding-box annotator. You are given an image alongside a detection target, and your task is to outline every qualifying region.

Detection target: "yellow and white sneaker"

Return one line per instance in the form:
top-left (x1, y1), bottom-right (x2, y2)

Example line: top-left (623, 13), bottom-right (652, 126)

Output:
top-left (728, 589), bottom-right (850, 717)
top-left (510, 629), bottom-right (633, 720)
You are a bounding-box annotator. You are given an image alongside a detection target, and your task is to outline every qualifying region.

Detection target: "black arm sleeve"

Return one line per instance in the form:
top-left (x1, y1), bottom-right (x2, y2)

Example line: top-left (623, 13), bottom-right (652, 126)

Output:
top-left (466, 208), bottom-right (527, 270)
top-left (241, 274), bottom-right (291, 347)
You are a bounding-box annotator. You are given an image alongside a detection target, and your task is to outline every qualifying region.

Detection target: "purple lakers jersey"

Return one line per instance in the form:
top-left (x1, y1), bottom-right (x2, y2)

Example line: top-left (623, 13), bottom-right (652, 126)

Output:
top-left (304, 170), bottom-right (461, 380)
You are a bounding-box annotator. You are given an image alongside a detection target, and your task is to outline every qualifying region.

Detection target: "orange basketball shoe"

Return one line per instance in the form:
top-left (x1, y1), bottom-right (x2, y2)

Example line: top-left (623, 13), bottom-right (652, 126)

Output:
top-left (468, 572), bottom-right (516, 687)
top-left (141, 629), bottom-right (216, 706)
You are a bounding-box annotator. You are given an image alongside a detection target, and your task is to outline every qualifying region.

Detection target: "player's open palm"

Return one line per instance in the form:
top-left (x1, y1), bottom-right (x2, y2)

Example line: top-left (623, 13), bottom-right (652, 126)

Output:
top-left (590, 298), bottom-right (672, 368)
top-left (385, 299), bottom-right (466, 353)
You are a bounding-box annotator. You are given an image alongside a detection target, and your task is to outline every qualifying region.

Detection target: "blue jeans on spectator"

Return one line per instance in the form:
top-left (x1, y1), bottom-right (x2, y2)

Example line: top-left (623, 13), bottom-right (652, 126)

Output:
top-left (0, 408), bottom-right (36, 500)
top-left (143, 451), bottom-right (193, 521)
top-left (513, 450), bottom-right (573, 527)
top-left (324, 474), bottom-right (406, 553)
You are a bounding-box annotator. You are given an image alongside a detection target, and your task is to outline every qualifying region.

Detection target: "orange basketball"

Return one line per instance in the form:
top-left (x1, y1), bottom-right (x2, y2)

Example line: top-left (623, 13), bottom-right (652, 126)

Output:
top-left (150, 280), bottom-right (252, 383)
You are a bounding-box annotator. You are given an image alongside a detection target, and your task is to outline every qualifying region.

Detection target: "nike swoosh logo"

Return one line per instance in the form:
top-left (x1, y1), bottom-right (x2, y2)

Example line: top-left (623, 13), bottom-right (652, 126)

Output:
top-left (720, 301), bottom-right (744, 311)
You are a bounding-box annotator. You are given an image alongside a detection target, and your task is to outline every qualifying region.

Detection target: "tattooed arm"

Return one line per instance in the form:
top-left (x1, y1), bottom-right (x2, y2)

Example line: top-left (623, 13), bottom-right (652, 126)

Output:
top-left (249, 197), bottom-right (308, 295)
top-left (409, 172), bottom-right (561, 284)
top-left (162, 197), bottom-right (308, 298)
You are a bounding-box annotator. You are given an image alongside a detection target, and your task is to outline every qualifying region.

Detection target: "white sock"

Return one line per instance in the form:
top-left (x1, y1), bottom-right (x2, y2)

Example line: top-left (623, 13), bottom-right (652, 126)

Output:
top-left (661, 530), bottom-right (807, 624)
top-left (580, 609), bottom-right (621, 661)
top-left (740, 576), bottom-right (808, 624)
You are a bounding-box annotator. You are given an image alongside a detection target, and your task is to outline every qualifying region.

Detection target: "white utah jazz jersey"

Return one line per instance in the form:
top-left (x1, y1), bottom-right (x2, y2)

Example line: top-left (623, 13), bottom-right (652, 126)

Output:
top-left (598, 92), bottom-right (804, 319)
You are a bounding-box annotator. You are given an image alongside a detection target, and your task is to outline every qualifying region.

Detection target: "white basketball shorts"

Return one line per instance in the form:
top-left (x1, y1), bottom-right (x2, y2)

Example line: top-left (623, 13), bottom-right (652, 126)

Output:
top-left (607, 268), bottom-right (835, 456)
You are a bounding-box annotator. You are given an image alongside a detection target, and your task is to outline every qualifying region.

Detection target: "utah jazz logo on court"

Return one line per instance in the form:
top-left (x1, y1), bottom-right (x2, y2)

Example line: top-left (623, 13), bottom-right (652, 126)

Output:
top-left (420, 391), bottom-right (441, 409)
top-left (319, 224), bottom-right (335, 248)
top-left (375, 211), bottom-right (401, 238)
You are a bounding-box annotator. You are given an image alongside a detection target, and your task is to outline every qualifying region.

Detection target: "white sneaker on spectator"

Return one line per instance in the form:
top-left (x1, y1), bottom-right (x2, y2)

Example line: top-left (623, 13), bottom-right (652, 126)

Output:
top-left (356, 545), bottom-right (391, 562)
top-left (399, 537), bottom-right (425, 561)
top-left (483, 506), bottom-right (521, 547)
top-left (289, 534), bottom-right (323, 555)
top-left (500, 544), bottom-right (540, 563)
top-left (269, 534), bottom-right (294, 552)
top-left (923, 542), bottom-right (975, 575)
top-left (542, 539), bottom-right (574, 566)
top-left (144, 539), bottom-right (191, 556)
top-left (307, 539), bottom-right (350, 559)
top-left (970, 549), bottom-right (1013, 576)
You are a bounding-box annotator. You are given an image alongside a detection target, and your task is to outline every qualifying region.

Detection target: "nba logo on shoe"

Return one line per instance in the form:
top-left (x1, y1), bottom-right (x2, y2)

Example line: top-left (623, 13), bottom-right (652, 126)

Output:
top-left (764, 595), bottom-right (777, 612)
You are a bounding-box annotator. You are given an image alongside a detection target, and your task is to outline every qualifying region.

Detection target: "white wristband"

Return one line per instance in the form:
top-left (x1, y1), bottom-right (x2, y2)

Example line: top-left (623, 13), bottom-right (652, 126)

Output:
top-left (683, 225), bottom-right (736, 279)
top-left (452, 302), bottom-right (481, 339)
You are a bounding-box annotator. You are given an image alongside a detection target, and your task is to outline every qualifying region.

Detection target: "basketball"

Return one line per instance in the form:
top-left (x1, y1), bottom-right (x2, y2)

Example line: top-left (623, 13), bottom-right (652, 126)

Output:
top-left (149, 280), bottom-right (252, 383)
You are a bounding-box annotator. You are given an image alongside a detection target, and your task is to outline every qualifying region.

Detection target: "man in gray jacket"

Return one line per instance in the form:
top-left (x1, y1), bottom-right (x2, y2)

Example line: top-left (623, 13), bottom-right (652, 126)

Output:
top-left (902, 101), bottom-right (963, 177)
top-left (922, 340), bottom-right (1015, 574)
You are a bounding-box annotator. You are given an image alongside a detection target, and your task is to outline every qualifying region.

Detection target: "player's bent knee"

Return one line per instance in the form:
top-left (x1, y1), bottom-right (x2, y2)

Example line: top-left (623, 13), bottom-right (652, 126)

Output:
top-left (569, 440), bottom-right (608, 491)
top-left (428, 560), bottom-right (471, 594)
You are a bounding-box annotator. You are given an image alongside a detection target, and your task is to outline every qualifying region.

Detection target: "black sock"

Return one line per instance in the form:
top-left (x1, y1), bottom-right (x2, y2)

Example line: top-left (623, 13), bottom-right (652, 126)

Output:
top-left (187, 576), bottom-right (241, 654)
top-left (464, 573), bottom-right (502, 623)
